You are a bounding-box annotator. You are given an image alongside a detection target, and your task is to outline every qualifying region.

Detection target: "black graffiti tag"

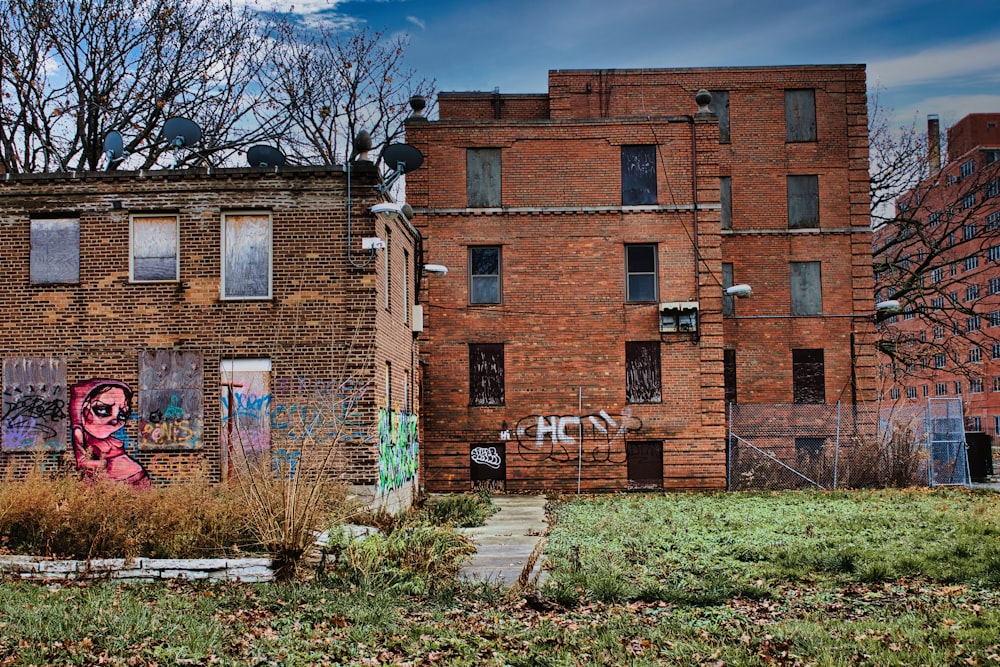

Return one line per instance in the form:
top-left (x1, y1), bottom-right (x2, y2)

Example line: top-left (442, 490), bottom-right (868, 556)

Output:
top-left (2, 396), bottom-right (68, 438)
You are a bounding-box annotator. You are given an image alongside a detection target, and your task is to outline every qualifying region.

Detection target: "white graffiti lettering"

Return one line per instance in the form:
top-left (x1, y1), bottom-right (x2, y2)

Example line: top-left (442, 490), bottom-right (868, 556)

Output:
top-left (471, 446), bottom-right (502, 469)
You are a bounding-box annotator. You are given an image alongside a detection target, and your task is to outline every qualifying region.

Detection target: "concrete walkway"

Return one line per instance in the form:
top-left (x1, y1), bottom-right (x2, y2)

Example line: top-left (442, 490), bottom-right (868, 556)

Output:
top-left (457, 494), bottom-right (548, 588)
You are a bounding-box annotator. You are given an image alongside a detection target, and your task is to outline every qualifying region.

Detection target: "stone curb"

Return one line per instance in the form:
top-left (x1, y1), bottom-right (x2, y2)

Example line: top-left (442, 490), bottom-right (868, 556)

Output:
top-left (0, 555), bottom-right (274, 583)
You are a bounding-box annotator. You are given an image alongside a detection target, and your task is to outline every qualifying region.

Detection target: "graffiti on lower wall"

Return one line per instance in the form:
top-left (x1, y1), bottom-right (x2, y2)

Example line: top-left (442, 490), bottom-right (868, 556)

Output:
top-left (377, 408), bottom-right (418, 493)
top-left (514, 408), bottom-right (642, 464)
top-left (2, 358), bottom-right (68, 452)
top-left (70, 378), bottom-right (150, 488)
top-left (139, 350), bottom-right (204, 450)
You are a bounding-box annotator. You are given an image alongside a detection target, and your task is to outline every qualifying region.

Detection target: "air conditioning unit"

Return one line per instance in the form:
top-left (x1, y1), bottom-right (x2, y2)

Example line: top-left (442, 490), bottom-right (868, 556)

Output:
top-left (659, 301), bottom-right (699, 333)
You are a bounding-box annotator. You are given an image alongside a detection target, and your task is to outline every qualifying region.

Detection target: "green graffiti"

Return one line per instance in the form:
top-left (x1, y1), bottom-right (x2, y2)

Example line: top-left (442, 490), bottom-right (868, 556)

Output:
top-left (377, 408), bottom-right (419, 493)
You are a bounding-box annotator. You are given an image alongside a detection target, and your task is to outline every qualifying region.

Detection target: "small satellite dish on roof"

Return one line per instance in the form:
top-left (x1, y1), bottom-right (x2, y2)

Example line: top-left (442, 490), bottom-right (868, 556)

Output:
top-left (377, 143), bottom-right (424, 194)
top-left (103, 131), bottom-right (124, 171)
top-left (247, 145), bottom-right (286, 168)
top-left (162, 117), bottom-right (202, 148)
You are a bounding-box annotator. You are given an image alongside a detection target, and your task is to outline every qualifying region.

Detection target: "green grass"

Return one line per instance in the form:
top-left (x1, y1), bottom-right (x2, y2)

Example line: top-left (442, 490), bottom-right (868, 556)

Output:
top-left (1, 488), bottom-right (999, 665)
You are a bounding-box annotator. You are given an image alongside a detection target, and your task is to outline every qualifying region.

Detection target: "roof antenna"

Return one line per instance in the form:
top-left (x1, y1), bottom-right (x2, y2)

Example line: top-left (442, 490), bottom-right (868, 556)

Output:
top-left (161, 117), bottom-right (202, 169)
top-left (103, 131), bottom-right (125, 171)
top-left (376, 143), bottom-right (424, 194)
top-left (247, 145), bottom-right (286, 168)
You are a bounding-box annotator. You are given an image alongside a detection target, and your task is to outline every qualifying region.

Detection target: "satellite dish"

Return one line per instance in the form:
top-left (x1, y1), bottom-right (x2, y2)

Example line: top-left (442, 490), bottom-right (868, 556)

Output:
top-left (377, 143), bottom-right (424, 193)
top-left (162, 117), bottom-right (202, 149)
top-left (103, 131), bottom-right (124, 171)
top-left (247, 145), bottom-right (286, 168)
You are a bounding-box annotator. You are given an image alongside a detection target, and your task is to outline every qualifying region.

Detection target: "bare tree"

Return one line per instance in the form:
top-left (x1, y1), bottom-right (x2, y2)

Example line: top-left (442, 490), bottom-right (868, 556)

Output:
top-left (872, 96), bottom-right (1000, 382)
top-left (260, 23), bottom-right (435, 167)
top-left (0, 0), bottom-right (285, 172)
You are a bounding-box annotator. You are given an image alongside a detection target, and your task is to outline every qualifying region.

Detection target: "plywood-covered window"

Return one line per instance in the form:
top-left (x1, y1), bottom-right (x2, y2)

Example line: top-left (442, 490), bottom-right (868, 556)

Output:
top-left (220, 359), bottom-right (271, 468)
top-left (621, 145), bottom-right (657, 205)
top-left (787, 175), bottom-right (819, 229)
top-left (720, 176), bottom-right (732, 230)
top-left (793, 349), bottom-right (825, 404)
top-left (709, 90), bottom-right (730, 143)
top-left (785, 89), bottom-right (816, 142)
top-left (30, 218), bottom-right (79, 284)
top-left (2, 357), bottom-right (67, 452)
top-left (138, 350), bottom-right (203, 450)
top-left (222, 211), bottom-right (271, 299)
top-left (467, 148), bottom-right (501, 207)
top-left (469, 343), bottom-right (504, 406)
top-left (723, 349), bottom-right (737, 404)
top-left (790, 261), bottom-right (823, 315)
top-left (626, 341), bottom-right (662, 403)
top-left (131, 214), bottom-right (179, 282)
top-left (722, 262), bottom-right (735, 317)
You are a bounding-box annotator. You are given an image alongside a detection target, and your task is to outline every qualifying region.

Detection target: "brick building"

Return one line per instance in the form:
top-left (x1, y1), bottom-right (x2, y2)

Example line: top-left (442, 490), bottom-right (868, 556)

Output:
top-left (0, 162), bottom-right (423, 510)
top-left (405, 65), bottom-right (876, 492)
top-left (876, 113), bottom-right (1000, 434)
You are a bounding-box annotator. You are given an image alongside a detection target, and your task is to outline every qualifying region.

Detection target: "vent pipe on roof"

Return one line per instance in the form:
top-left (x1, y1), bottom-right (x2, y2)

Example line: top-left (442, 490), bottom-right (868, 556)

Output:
top-left (928, 114), bottom-right (941, 172)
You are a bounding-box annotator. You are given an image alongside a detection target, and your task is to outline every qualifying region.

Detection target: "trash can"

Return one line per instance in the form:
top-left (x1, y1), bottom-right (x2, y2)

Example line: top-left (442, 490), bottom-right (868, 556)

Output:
top-left (965, 432), bottom-right (995, 482)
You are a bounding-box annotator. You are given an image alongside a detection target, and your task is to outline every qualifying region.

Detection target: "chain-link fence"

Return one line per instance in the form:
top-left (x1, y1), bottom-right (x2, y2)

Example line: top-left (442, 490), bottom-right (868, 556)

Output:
top-left (727, 399), bottom-right (969, 491)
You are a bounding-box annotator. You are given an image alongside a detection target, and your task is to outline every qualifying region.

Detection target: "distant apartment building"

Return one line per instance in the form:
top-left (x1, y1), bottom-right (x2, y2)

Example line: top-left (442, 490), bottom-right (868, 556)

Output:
top-left (405, 65), bottom-right (875, 492)
top-left (0, 163), bottom-right (423, 511)
top-left (876, 113), bottom-right (1000, 434)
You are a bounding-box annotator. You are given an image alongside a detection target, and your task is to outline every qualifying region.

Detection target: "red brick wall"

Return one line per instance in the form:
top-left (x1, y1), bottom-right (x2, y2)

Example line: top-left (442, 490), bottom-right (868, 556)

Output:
top-left (0, 165), bottom-right (421, 490)
top-left (408, 65), bottom-right (874, 492)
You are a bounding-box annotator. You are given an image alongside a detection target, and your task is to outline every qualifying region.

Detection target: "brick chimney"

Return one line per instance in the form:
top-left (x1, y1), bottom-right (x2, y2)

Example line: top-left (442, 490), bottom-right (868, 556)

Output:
top-left (927, 114), bottom-right (941, 172)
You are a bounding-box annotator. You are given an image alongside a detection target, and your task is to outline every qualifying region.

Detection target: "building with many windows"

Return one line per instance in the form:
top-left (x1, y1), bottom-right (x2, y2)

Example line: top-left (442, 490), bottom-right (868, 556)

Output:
top-left (0, 162), bottom-right (423, 511)
top-left (405, 65), bottom-right (876, 492)
top-left (876, 113), bottom-right (1000, 435)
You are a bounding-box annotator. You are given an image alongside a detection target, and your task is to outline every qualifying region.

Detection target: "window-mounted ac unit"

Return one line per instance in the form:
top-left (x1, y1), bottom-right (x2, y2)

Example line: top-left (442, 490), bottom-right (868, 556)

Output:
top-left (659, 301), bottom-right (699, 333)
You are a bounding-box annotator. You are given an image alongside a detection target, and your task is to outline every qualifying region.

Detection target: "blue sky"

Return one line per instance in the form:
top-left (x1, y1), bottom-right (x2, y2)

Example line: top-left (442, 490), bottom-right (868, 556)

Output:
top-left (272, 0), bottom-right (1000, 129)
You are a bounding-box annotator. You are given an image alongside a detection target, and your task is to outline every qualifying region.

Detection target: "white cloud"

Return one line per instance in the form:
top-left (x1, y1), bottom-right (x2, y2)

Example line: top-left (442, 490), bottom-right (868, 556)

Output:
top-left (869, 35), bottom-right (1000, 89)
top-left (236, 0), bottom-right (347, 14)
top-left (406, 15), bottom-right (426, 30)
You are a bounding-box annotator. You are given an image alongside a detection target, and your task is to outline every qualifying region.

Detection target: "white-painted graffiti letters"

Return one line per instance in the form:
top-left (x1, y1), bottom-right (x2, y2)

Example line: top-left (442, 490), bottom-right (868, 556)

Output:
top-left (471, 446), bottom-right (502, 469)
top-left (514, 408), bottom-right (642, 463)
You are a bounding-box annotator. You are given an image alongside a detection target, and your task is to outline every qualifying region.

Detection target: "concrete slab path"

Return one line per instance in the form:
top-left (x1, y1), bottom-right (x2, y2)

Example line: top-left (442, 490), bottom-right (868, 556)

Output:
top-left (456, 494), bottom-right (548, 588)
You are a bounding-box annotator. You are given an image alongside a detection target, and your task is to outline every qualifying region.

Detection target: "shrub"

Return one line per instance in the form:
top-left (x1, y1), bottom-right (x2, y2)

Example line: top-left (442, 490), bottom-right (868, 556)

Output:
top-left (425, 488), bottom-right (498, 527)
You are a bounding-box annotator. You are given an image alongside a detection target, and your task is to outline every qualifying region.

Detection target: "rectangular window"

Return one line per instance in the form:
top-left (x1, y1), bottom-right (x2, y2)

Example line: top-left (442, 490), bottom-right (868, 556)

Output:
top-left (469, 246), bottom-right (501, 304)
top-left (931, 267), bottom-right (943, 283)
top-left (402, 250), bottom-right (409, 324)
top-left (890, 388), bottom-right (900, 400)
top-left (720, 176), bottom-right (732, 230)
top-left (932, 297), bottom-right (945, 309)
top-left (384, 227), bottom-right (392, 311)
top-left (961, 159), bottom-right (975, 178)
top-left (138, 350), bottom-right (203, 450)
top-left (222, 212), bottom-right (271, 299)
top-left (989, 246), bottom-right (1000, 262)
top-left (936, 383), bottom-right (948, 396)
top-left (220, 359), bottom-right (272, 461)
top-left (467, 148), bottom-right (501, 207)
top-left (906, 386), bottom-right (917, 399)
top-left (967, 284), bottom-right (980, 301)
top-left (934, 326), bottom-right (944, 339)
top-left (785, 89), bottom-right (817, 142)
top-left (30, 218), bottom-right (80, 284)
top-left (989, 211), bottom-right (1000, 230)
top-left (991, 278), bottom-right (1000, 294)
top-left (1, 358), bottom-right (67, 452)
top-left (967, 316), bottom-right (981, 332)
top-left (972, 416), bottom-right (982, 431)
top-left (995, 377), bottom-right (1000, 392)
top-left (986, 179), bottom-right (999, 199)
top-left (993, 343), bottom-right (1000, 359)
top-left (626, 243), bottom-right (658, 302)
top-left (626, 342), bottom-right (662, 403)
top-left (469, 343), bottom-right (504, 406)
top-left (970, 379), bottom-right (984, 394)
top-left (792, 349), bottom-right (825, 404)
top-left (970, 347), bottom-right (982, 363)
top-left (787, 175), bottom-right (819, 228)
top-left (935, 353), bottom-right (946, 369)
top-left (992, 311), bottom-right (1000, 327)
top-left (790, 261), bottom-right (822, 315)
top-left (964, 224), bottom-right (977, 241)
top-left (965, 255), bottom-right (979, 271)
top-left (621, 145), bottom-right (657, 205)
top-left (131, 215), bottom-right (179, 282)
top-left (922, 384), bottom-right (929, 397)
top-left (955, 381), bottom-right (963, 395)
top-left (385, 361), bottom-right (392, 408)
top-left (722, 262), bottom-right (735, 317)
top-left (962, 193), bottom-right (976, 210)
top-left (724, 349), bottom-right (737, 404)
top-left (710, 90), bottom-right (730, 143)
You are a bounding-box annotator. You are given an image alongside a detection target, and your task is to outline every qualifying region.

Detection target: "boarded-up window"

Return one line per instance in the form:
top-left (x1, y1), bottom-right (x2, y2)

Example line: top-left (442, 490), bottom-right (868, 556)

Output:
top-left (722, 262), bottom-right (735, 316)
top-left (131, 215), bottom-right (179, 281)
top-left (220, 359), bottom-right (272, 474)
top-left (791, 261), bottom-right (822, 315)
top-left (470, 344), bottom-right (504, 406)
top-left (787, 175), bottom-right (819, 229)
top-left (469, 246), bottom-right (501, 304)
top-left (720, 176), bottom-right (732, 230)
top-left (626, 341), bottom-right (662, 403)
top-left (138, 350), bottom-right (203, 450)
top-left (709, 90), bottom-right (730, 143)
top-left (467, 148), bottom-right (501, 207)
top-left (627, 441), bottom-right (663, 489)
top-left (621, 145), bottom-right (657, 205)
top-left (626, 244), bottom-right (657, 302)
top-left (723, 349), bottom-right (737, 404)
top-left (2, 358), bottom-right (67, 452)
top-left (30, 218), bottom-right (79, 284)
top-left (793, 349), bottom-right (825, 404)
top-left (785, 89), bottom-right (816, 142)
top-left (222, 212), bottom-right (271, 299)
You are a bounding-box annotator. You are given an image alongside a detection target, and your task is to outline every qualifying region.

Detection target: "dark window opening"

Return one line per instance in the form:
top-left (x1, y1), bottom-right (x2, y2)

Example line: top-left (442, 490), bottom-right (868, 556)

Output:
top-left (627, 441), bottom-right (663, 490)
top-left (626, 244), bottom-right (657, 302)
top-left (621, 145), bottom-right (657, 205)
top-left (722, 262), bottom-right (735, 316)
top-left (720, 176), bottom-right (732, 230)
top-left (470, 343), bottom-right (504, 406)
top-left (626, 341), bottom-right (662, 403)
top-left (793, 349), bottom-right (825, 404)
top-left (787, 175), bottom-right (819, 228)
top-left (469, 246), bottom-right (501, 304)
top-left (709, 90), bottom-right (730, 143)
top-left (724, 349), bottom-right (737, 404)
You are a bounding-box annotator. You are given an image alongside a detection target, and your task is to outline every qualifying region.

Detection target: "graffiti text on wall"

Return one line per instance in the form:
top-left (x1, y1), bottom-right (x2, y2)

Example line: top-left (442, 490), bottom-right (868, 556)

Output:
top-left (2, 358), bottom-right (68, 452)
top-left (377, 408), bottom-right (418, 493)
top-left (471, 446), bottom-right (502, 469)
top-left (514, 408), bottom-right (642, 463)
top-left (139, 350), bottom-right (204, 450)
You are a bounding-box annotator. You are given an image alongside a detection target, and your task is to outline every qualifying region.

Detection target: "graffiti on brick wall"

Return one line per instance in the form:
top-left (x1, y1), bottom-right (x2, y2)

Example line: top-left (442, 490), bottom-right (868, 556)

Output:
top-left (70, 378), bottom-right (150, 489)
top-left (2, 358), bottom-right (68, 452)
top-left (139, 350), bottom-right (203, 450)
top-left (514, 408), bottom-right (642, 464)
top-left (144, 452), bottom-right (207, 481)
top-left (377, 408), bottom-right (418, 493)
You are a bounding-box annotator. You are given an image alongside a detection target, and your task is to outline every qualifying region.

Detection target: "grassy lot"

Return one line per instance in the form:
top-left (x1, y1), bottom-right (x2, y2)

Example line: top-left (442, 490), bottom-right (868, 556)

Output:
top-left (2, 488), bottom-right (999, 666)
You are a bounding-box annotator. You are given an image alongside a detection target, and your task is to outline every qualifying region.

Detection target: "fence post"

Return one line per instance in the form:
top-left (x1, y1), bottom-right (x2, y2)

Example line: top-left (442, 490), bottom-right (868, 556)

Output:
top-left (833, 401), bottom-right (841, 489)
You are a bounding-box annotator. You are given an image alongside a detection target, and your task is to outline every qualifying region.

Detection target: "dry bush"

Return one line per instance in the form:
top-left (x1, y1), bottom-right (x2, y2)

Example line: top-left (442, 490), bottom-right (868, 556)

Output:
top-left (0, 462), bottom-right (257, 559)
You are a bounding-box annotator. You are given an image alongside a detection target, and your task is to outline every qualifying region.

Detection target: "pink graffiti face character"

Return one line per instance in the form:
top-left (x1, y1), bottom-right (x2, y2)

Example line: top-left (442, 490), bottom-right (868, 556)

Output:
top-left (82, 386), bottom-right (131, 440)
